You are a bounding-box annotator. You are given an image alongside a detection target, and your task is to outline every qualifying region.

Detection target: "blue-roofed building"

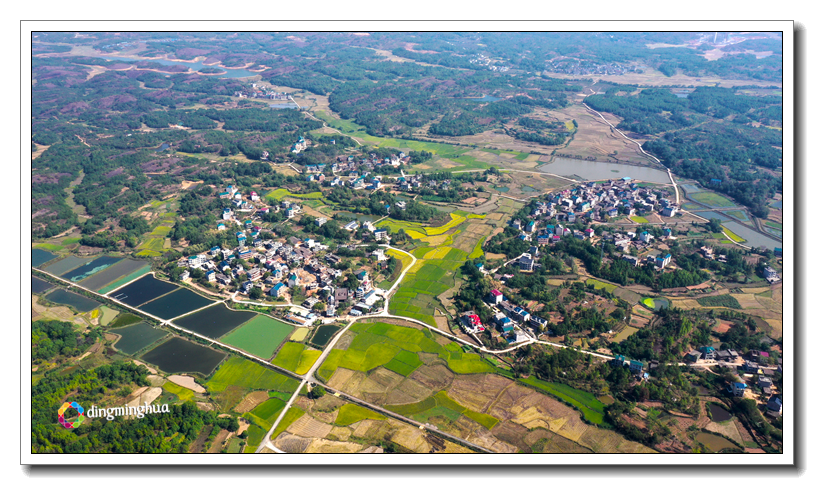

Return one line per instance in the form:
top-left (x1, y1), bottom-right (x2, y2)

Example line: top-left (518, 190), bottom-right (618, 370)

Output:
top-left (767, 395), bottom-right (782, 414)
top-left (730, 382), bottom-right (747, 397)
top-left (700, 346), bottom-right (716, 359)
top-left (629, 360), bottom-right (644, 374)
top-left (611, 355), bottom-right (626, 367)
top-left (269, 282), bottom-right (286, 297)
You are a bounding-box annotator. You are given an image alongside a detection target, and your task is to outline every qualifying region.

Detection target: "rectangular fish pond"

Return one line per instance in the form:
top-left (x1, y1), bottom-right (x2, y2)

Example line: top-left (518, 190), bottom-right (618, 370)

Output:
top-left (137, 288), bottom-right (214, 320)
top-left (109, 274), bottom-right (179, 307)
top-left (44, 289), bottom-right (101, 313)
top-left (109, 322), bottom-right (169, 355)
top-left (60, 256), bottom-right (122, 283)
top-left (174, 303), bottom-right (257, 340)
top-left (139, 337), bottom-right (227, 376)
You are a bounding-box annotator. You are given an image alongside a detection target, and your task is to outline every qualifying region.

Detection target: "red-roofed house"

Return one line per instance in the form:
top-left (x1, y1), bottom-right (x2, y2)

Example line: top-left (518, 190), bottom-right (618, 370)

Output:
top-left (488, 289), bottom-right (504, 304)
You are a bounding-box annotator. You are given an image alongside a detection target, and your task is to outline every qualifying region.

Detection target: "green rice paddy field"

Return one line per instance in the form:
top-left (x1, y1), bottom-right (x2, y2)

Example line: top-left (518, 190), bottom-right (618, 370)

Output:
top-left (271, 342), bottom-right (322, 375)
top-left (334, 403), bottom-right (386, 426)
top-left (219, 314), bottom-right (293, 359)
top-left (244, 397), bottom-right (287, 431)
top-left (585, 278), bottom-right (618, 292)
top-left (690, 191), bottom-right (737, 208)
top-left (265, 188), bottom-right (324, 201)
top-left (207, 356), bottom-right (300, 394)
top-left (317, 322), bottom-right (493, 382)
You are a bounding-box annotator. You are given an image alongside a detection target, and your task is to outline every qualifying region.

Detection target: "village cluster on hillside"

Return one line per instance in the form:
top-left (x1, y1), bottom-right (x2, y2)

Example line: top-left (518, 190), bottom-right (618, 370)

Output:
top-left (176, 183), bottom-right (393, 325)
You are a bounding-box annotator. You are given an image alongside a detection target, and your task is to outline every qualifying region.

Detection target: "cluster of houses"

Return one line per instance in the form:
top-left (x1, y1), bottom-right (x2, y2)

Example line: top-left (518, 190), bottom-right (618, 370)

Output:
top-left (181, 183), bottom-right (393, 322)
top-left (233, 84), bottom-right (291, 100)
top-left (327, 152), bottom-right (411, 175)
top-left (219, 184), bottom-right (260, 212)
top-left (460, 289), bottom-right (547, 343)
top-left (538, 179), bottom-right (679, 222)
top-left (178, 233), bottom-right (388, 323)
top-left (544, 60), bottom-right (643, 76)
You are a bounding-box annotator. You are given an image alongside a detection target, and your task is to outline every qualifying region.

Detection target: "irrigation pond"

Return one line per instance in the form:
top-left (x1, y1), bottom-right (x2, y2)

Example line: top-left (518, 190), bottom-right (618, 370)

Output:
top-left (708, 403), bottom-right (733, 422)
top-left (696, 432), bottom-right (739, 453)
top-left (310, 324), bottom-right (340, 347)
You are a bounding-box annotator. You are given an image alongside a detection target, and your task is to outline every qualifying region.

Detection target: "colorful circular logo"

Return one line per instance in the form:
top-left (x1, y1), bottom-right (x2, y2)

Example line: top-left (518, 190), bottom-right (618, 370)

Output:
top-left (58, 402), bottom-right (85, 429)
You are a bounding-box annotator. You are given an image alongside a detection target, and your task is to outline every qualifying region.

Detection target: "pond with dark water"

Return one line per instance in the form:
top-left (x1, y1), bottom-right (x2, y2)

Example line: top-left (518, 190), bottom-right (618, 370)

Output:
top-left (708, 403), bottom-right (732, 422)
top-left (45, 289), bottom-right (101, 313)
top-left (173, 303), bottom-right (256, 339)
top-left (139, 337), bottom-right (227, 375)
top-left (31, 276), bottom-right (54, 294)
top-left (138, 288), bottom-right (214, 320)
top-left (310, 325), bottom-right (340, 347)
top-left (110, 322), bottom-right (169, 355)
top-left (32, 248), bottom-right (57, 267)
top-left (110, 274), bottom-right (178, 307)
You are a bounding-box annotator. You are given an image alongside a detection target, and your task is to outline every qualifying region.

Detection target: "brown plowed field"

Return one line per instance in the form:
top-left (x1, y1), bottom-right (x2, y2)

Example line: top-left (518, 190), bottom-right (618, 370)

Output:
top-left (234, 391), bottom-right (270, 413)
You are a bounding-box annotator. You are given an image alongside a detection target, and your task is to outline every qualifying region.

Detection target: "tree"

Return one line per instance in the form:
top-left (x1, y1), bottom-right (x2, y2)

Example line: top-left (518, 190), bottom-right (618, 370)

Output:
top-left (248, 286), bottom-right (263, 300)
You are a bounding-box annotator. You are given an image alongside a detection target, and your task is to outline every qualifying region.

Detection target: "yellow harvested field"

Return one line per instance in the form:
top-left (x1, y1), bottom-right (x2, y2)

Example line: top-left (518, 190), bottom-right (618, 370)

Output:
top-left (546, 279), bottom-right (566, 286)
top-left (405, 229), bottom-right (425, 239)
top-left (740, 287), bottom-right (769, 294)
top-left (671, 299), bottom-right (701, 309)
top-left (304, 438), bottom-right (366, 453)
top-left (327, 367), bottom-right (357, 391)
top-left (731, 293), bottom-right (763, 309)
top-left (289, 328), bottom-right (309, 342)
top-left (286, 414), bottom-right (333, 439)
top-left (755, 296), bottom-right (782, 313)
top-left (420, 234), bottom-right (448, 246)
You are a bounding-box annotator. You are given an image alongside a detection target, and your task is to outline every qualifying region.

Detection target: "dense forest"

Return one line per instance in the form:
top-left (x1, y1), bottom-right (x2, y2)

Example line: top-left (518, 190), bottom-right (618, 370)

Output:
top-left (32, 360), bottom-right (238, 453)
